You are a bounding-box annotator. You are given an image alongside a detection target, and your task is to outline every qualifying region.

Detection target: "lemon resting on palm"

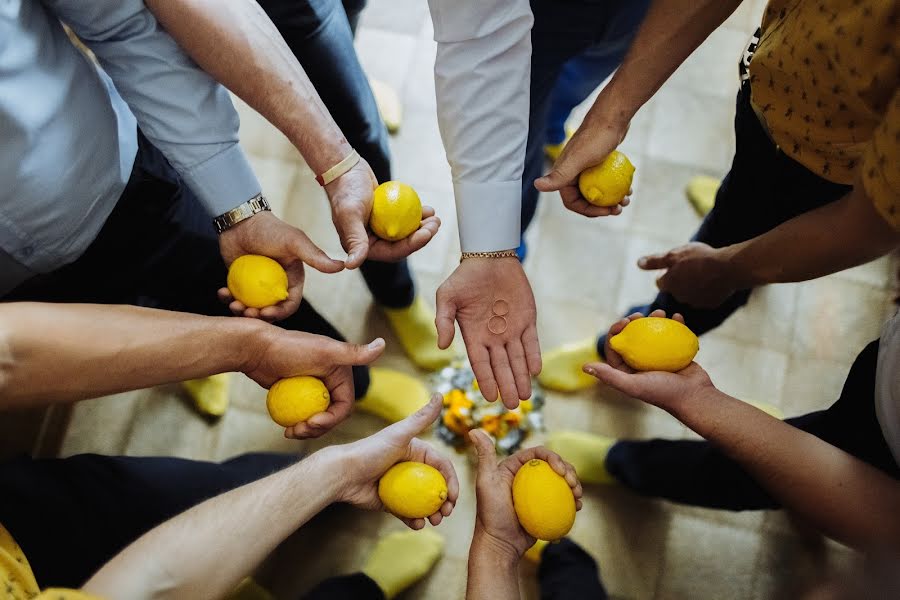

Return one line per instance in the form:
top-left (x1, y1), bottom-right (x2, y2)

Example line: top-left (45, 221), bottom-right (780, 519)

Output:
top-left (512, 459), bottom-right (576, 541)
top-left (227, 255), bottom-right (289, 309)
top-left (609, 317), bottom-right (699, 372)
top-left (578, 150), bottom-right (635, 207)
top-left (369, 181), bottom-right (422, 241)
top-left (266, 376), bottom-right (330, 427)
top-left (378, 461), bottom-right (448, 519)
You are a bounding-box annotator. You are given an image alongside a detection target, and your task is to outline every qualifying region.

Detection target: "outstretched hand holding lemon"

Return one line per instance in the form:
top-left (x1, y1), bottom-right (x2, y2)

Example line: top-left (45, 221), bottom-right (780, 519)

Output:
top-left (326, 160), bottom-right (441, 268)
top-left (320, 394), bottom-right (460, 530)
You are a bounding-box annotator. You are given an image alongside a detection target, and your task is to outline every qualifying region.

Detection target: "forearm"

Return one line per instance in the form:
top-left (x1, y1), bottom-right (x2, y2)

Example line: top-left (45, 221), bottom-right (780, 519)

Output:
top-left (585, 0), bottom-right (742, 127)
top-left (145, 0), bottom-right (351, 174)
top-left (84, 451), bottom-right (341, 600)
top-left (669, 389), bottom-right (900, 551)
top-left (0, 303), bottom-right (261, 407)
top-left (726, 185), bottom-right (900, 286)
top-left (466, 527), bottom-right (521, 600)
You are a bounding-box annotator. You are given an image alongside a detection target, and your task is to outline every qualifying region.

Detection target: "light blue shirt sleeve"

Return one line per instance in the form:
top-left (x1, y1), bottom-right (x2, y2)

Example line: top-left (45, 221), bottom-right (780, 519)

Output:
top-left (43, 0), bottom-right (262, 217)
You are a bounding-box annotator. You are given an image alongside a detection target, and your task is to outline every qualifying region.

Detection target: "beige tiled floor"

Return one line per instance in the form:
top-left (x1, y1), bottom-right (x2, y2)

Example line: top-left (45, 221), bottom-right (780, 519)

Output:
top-left (61, 1), bottom-right (898, 598)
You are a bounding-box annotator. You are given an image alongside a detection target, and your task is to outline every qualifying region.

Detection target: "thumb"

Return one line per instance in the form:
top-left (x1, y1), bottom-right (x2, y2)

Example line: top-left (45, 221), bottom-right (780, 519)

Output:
top-left (383, 393), bottom-right (443, 442)
top-left (469, 429), bottom-right (498, 474)
top-left (288, 229), bottom-right (344, 274)
top-left (637, 251), bottom-right (675, 271)
top-left (585, 363), bottom-right (641, 398)
top-left (435, 290), bottom-right (457, 350)
top-left (340, 217), bottom-right (371, 270)
top-left (534, 166), bottom-right (575, 193)
top-left (323, 337), bottom-right (386, 366)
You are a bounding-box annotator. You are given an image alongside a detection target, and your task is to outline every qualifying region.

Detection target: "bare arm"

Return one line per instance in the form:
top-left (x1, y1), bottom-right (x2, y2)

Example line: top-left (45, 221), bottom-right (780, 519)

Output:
top-left (143, 0), bottom-right (348, 175)
top-left (466, 533), bottom-right (521, 600)
top-left (536, 0), bottom-right (743, 195)
top-left (638, 183), bottom-right (900, 308)
top-left (84, 396), bottom-right (458, 600)
top-left (0, 303), bottom-right (254, 407)
top-left (589, 329), bottom-right (900, 552)
top-left (0, 302), bottom-right (383, 439)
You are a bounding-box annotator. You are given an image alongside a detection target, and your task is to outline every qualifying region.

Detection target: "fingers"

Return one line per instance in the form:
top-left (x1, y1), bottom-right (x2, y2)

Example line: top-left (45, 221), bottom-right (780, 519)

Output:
top-left (468, 344), bottom-right (497, 402)
top-left (522, 324), bottom-right (542, 376)
top-left (285, 392), bottom-right (353, 439)
top-left (408, 438), bottom-right (459, 519)
top-left (534, 167), bottom-right (573, 193)
top-left (434, 287), bottom-right (457, 350)
top-left (288, 229), bottom-right (344, 273)
top-left (560, 187), bottom-right (627, 218)
top-left (260, 261), bottom-right (304, 321)
top-left (366, 215), bottom-right (440, 262)
top-left (505, 340), bottom-right (533, 401)
top-left (381, 393), bottom-right (443, 442)
top-left (637, 250), bottom-right (675, 271)
top-left (503, 446), bottom-right (581, 503)
top-left (489, 345), bottom-right (520, 408)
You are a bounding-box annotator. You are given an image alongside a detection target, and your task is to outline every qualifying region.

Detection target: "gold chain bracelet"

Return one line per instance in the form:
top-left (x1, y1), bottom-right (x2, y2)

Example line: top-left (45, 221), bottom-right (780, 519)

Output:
top-left (460, 249), bottom-right (518, 261)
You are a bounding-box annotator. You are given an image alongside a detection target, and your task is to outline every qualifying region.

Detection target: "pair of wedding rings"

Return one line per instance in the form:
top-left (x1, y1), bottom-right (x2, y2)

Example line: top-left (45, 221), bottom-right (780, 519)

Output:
top-left (487, 299), bottom-right (509, 334)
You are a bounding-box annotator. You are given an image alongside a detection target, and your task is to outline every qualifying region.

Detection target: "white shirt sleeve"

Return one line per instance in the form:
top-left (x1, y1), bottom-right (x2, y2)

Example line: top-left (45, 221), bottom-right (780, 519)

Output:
top-left (428, 0), bottom-right (533, 253)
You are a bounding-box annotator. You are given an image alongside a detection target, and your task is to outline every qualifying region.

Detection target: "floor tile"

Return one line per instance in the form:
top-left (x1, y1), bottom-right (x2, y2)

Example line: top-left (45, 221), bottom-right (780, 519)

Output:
top-left (614, 234), bottom-right (683, 316)
top-left (715, 283), bottom-right (800, 354)
top-left (629, 158), bottom-right (710, 246)
top-left (791, 276), bottom-right (890, 364)
top-left (646, 84), bottom-right (737, 173)
top-left (359, 0), bottom-right (430, 36)
top-left (60, 391), bottom-right (142, 457)
top-left (695, 335), bottom-right (788, 406)
top-left (123, 388), bottom-right (220, 460)
top-left (778, 355), bottom-right (851, 418)
top-left (656, 512), bottom-right (761, 600)
top-left (667, 26), bottom-right (749, 99)
top-left (214, 406), bottom-right (305, 460)
top-left (354, 27), bottom-right (417, 96)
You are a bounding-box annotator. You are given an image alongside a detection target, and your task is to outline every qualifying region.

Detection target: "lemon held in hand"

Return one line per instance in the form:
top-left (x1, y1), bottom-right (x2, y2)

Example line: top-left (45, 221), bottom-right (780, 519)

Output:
top-left (378, 461), bottom-right (448, 519)
top-left (227, 255), bottom-right (289, 309)
top-left (266, 376), bottom-right (330, 427)
top-left (512, 459), bottom-right (576, 541)
top-left (609, 317), bottom-right (699, 372)
top-left (369, 181), bottom-right (422, 241)
top-left (578, 150), bottom-right (635, 207)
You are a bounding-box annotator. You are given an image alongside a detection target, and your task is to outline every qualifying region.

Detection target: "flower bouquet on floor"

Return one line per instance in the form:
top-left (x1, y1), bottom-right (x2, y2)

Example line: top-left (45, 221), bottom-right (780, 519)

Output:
top-left (432, 359), bottom-right (545, 455)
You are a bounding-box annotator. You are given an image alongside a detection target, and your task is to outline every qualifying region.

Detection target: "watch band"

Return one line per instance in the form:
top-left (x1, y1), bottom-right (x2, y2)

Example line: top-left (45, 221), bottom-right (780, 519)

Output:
top-left (213, 194), bottom-right (270, 234)
top-left (315, 149), bottom-right (360, 186)
top-left (460, 249), bottom-right (519, 261)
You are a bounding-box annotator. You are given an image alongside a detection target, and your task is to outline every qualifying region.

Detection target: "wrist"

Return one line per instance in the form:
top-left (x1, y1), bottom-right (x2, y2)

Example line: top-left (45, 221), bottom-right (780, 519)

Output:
top-left (718, 242), bottom-right (762, 288)
top-left (231, 317), bottom-right (274, 375)
top-left (297, 446), bottom-right (345, 503)
top-left (470, 521), bottom-right (523, 567)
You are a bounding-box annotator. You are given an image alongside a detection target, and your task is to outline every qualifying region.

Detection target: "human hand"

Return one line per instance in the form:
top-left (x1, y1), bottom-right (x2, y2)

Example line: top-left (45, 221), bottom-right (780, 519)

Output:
top-left (218, 211), bottom-right (344, 321)
top-left (322, 394), bottom-right (460, 529)
top-left (637, 241), bottom-right (744, 308)
top-left (586, 309), bottom-right (714, 411)
top-left (324, 160), bottom-right (441, 268)
top-left (469, 429), bottom-right (583, 560)
top-left (534, 113), bottom-right (631, 218)
top-left (244, 328), bottom-right (385, 439)
top-left (435, 258), bottom-right (540, 408)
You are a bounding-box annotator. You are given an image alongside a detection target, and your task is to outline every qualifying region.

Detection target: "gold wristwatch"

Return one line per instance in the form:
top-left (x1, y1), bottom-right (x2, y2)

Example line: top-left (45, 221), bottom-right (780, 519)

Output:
top-left (213, 194), bottom-right (270, 234)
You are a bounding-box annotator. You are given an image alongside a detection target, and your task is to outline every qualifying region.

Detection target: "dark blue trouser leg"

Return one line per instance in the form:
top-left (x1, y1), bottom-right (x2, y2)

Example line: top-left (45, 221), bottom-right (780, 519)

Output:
top-left (302, 573), bottom-right (385, 600)
top-left (539, 538), bottom-right (608, 600)
top-left (0, 452), bottom-right (297, 588)
top-left (258, 0), bottom-right (415, 309)
top-left (599, 88), bottom-right (853, 353)
top-left (545, 49), bottom-right (621, 145)
top-left (521, 0), bottom-right (652, 244)
top-left (605, 340), bottom-right (899, 510)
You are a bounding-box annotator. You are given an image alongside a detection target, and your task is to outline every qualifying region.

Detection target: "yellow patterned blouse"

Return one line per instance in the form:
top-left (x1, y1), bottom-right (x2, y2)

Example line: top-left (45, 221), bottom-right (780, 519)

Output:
top-left (749, 0), bottom-right (899, 229)
top-left (1, 524), bottom-right (102, 600)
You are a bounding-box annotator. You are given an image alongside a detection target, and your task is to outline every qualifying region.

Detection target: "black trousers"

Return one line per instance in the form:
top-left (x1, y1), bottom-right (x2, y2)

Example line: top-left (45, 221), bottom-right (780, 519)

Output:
top-left (607, 340), bottom-right (900, 510)
top-left (0, 452), bottom-right (297, 589)
top-left (610, 86), bottom-right (853, 344)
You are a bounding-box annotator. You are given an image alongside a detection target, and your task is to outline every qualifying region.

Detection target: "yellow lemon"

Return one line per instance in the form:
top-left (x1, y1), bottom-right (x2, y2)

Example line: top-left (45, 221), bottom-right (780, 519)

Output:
top-left (608, 317), bottom-right (699, 372)
top-left (577, 150), bottom-right (635, 207)
top-left (378, 461), bottom-right (448, 519)
top-left (266, 376), bottom-right (330, 427)
top-left (369, 181), bottom-right (422, 241)
top-left (512, 459), bottom-right (576, 541)
top-left (227, 255), bottom-right (289, 309)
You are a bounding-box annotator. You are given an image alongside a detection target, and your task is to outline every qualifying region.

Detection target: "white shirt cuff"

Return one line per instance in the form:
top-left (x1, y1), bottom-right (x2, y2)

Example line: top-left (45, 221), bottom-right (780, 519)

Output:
top-left (180, 143), bottom-right (263, 218)
top-left (454, 180), bottom-right (522, 252)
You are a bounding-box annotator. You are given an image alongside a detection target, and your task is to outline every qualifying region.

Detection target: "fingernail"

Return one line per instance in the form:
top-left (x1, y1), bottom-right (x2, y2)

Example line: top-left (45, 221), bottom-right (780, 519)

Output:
top-left (637, 257), bottom-right (647, 267)
top-left (582, 366), bottom-right (595, 375)
top-left (368, 338), bottom-right (385, 349)
top-left (347, 252), bottom-right (356, 263)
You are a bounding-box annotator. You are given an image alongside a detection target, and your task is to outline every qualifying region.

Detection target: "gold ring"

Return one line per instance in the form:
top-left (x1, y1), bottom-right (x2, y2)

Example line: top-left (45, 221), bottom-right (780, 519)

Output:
top-left (488, 315), bottom-right (508, 334)
top-left (492, 299), bottom-right (509, 316)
